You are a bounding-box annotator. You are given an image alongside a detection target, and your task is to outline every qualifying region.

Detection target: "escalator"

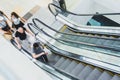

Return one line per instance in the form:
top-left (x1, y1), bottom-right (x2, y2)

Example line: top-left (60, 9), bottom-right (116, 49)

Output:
top-left (45, 51), bottom-right (120, 80)
top-left (32, 18), bottom-right (120, 57)
top-left (10, 40), bottom-right (69, 80)
top-left (27, 20), bottom-right (120, 80)
top-left (48, 3), bottom-right (120, 35)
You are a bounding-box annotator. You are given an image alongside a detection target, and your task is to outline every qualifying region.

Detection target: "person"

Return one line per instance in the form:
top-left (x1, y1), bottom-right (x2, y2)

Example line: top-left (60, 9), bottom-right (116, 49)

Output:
top-left (32, 42), bottom-right (48, 63)
top-left (11, 12), bottom-right (26, 30)
top-left (11, 12), bottom-right (34, 36)
top-left (59, 0), bottom-right (66, 10)
top-left (15, 27), bottom-right (36, 49)
top-left (0, 11), bottom-right (11, 33)
top-left (0, 11), bottom-right (12, 40)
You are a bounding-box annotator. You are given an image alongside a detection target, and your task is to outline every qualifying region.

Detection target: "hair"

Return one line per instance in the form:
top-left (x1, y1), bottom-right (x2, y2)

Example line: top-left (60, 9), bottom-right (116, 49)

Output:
top-left (11, 12), bottom-right (19, 18)
top-left (33, 43), bottom-right (39, 49)
top-left (0, 11), bottom-right (4, 15)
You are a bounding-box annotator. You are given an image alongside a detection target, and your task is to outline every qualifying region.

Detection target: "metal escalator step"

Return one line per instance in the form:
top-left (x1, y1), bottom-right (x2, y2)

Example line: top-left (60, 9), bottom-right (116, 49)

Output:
top-left (77, 65), bottom-right (93, 80)
top-left (95, 39), bottom-right (106, 45)
top-left (54, 57), bottom-right (66, 68)
top-left (47, 53), bottom-right (56, 61)
top-left (76, 37), bottom-right (85, 41)
top-left (82, 37), bottom-right (91, 42)
top-left (54, 55), bottom-right (61, 62)
top-left (86, 68), bottom-right (102, 80)
top-left (59, 59), bottom-right (72, 70)
top-left (88, 38), bottom-right (96, 44)
top-left (64, 61), bottom-right (78, 73)
top-left (70, 63), bottom-right (85, 77)
top-left (48, 54), bottom-right (61, 65)
top-left (104, 40), bottom-right (114, 46)
top-left (110, 75), bottom-right (120, 80)
top-left (98, 71), bottom-right (112, 80)
top-left (112, 41), bottom-right (120, 49)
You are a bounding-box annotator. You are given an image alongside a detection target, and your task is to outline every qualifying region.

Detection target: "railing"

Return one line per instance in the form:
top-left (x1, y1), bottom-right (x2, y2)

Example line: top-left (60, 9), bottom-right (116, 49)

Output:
top-left (48, 3), bottom-right (120, 35)
top-left (48, 3), bottom-right (120, 16)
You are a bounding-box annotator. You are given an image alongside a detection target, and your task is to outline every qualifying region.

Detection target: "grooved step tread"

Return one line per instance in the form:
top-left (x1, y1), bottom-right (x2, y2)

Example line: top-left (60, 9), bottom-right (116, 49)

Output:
top-left (64, 61), bottom-right (78, 73)
top-left (86, 68), bottom-right (102, 80)
top-left (98, 71), bottom-right (112, 80)
top-left (54, 57), bottom-right (66, 67)
top-left (70, 63), bottom-right (85, 77)
top-left (110, 75), bottom-right (120, 80)
top-left (77, 65), bottom-right (93, 80)
top-left (59, 59), bottom-right (72, 70)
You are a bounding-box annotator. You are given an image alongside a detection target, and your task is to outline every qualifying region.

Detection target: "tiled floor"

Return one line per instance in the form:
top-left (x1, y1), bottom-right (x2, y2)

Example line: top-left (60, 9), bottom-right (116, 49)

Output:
top-left (0, 0), bottom-right (52, 18)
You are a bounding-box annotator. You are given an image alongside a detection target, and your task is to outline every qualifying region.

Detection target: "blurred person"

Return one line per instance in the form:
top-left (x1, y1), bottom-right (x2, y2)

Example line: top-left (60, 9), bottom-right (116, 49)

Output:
top-left (0, 11), bottom-right (12, 40)
top-left (11, 12), bottom-right (34, 36)
top-left (15, 27), bottom-right (36, 49)
top-left (32, 42), bottom-right (48, 63)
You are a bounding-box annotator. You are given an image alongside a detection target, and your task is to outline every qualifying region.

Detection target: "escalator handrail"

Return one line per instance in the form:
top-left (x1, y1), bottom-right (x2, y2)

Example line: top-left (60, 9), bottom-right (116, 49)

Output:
top-left (32, 18), bottom-right (120, 41)
top-left (31, 19), bottom-right (120, 57)
top-left (48, 3), bottom-right (120, 36)
top-left (27, 23), bottom-right (120, 74)
top-left (48, 3), bottom-right (120, 16)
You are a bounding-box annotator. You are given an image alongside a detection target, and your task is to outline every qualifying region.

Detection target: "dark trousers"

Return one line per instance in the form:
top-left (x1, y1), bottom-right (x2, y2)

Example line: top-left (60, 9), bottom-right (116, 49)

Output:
top-left (37, 54), bottom-right (48, 63)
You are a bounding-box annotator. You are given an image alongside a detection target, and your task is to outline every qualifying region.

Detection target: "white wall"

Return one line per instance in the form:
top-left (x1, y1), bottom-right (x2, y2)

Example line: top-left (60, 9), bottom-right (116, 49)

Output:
top-left (65, 0), bottom-right (120, 25)
top-left (94, 0), bottom-right (120, 24)
top-left (65, 0), bottom-right (80, 11)
top-left (67, 0), bottom-right (96, 25)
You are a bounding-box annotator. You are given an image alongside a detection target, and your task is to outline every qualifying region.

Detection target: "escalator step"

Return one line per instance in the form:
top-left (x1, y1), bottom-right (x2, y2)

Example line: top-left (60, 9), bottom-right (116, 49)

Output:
top-left (97, 71), bottom-right (112, 80)
top-left (54, 55), bottom-right (61, 62)
top-left (70, 63), bottom-right (85, 77)
top-left (86, 68), bottom-right (102, 80)
top-left (64, 61), bottom-right (78, 73)
top-left (59, 59), bottom-right (72, 70)
top-left (47, 53), bottom-right (56, 61)
top-left (112, 41), bottom-right (120, 49)
top-left (54, 57), bottom-right (66, 68)
top-left (103, 40), bottom-right (114, 46)
top-left (82, 37), bottom-right (91, 42)
top-left (48, 54), bottom-right (61, 65)
top-left (76, 37), bottom-right (85, 41)
top-left (77, 65), bottom-right (93, 80)
top-left (110, 75), bottom-right (120, 80)
top-left (88, 38), bottom-right (98, 44)
top-left (95, 39), bottom-right (106, 45)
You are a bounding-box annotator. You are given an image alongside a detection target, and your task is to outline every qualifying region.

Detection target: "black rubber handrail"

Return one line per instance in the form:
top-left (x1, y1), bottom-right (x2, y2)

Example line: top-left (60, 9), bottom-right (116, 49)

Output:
top-left (27, 23), bottom-right (120, 74)
top-left (48, 3), bottom-right (120, 36)
top-left (31, 19), bottom-right (120, 57)
top-left (32, 18), bottom-right (120, 41)
top-left (48, 3), bottom-right (120, 16)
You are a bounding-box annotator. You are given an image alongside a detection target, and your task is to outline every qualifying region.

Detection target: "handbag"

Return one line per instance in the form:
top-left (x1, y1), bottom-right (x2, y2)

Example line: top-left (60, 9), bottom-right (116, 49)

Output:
top-left (3, 31), bottom-right (13, 40)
